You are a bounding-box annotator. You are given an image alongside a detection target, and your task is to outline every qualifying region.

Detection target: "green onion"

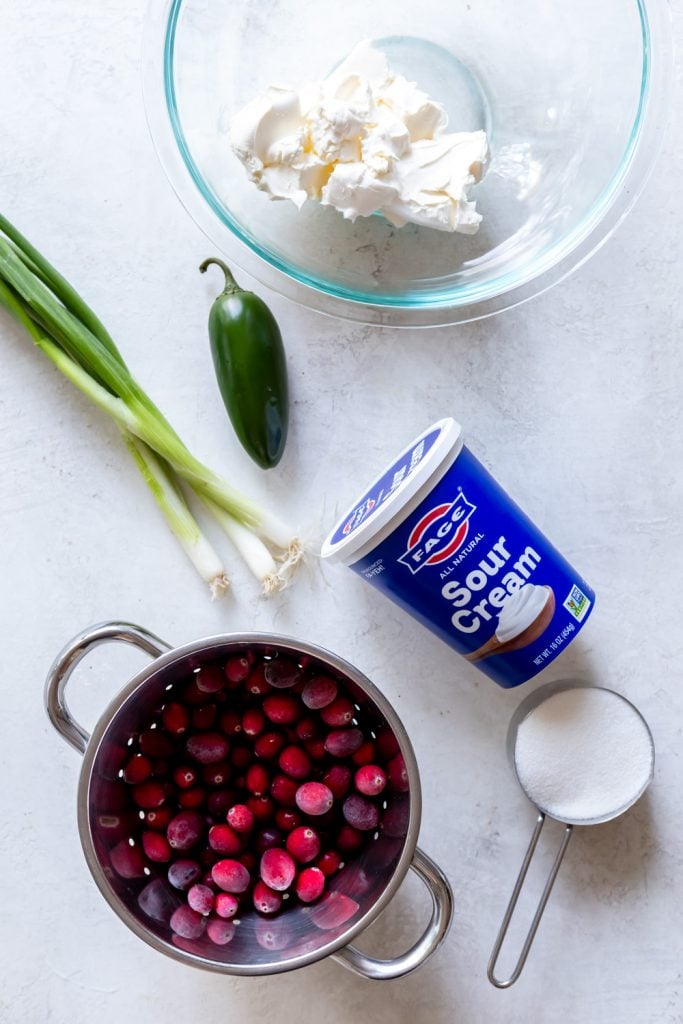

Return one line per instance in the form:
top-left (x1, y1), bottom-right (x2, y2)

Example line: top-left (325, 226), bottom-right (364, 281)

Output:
top-left (200, 496), bottom-right (286, 595)
top-left (0, 216), bottom-right (303, 594)
top-left (125, 434), bottom-right (230, 598)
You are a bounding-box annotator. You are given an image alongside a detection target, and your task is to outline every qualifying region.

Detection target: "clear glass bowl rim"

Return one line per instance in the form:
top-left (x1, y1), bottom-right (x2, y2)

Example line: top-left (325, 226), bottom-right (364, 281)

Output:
top-left (142, 0), bottom-right (673, 327)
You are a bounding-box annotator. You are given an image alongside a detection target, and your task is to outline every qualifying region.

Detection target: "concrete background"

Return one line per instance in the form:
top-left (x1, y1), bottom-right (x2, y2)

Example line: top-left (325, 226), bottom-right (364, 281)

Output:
top-left (1, 2), bottom-right (682, 1021)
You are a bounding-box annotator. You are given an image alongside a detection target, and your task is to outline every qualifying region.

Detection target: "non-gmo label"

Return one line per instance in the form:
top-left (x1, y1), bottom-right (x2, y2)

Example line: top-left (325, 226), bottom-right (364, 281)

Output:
top-left (350, 446), bottom-right (595, 689)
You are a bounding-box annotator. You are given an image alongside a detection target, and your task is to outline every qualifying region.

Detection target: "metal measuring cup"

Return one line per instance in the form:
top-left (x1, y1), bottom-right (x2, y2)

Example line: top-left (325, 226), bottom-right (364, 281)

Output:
top-left (488, 679), bottom-right (655, 989)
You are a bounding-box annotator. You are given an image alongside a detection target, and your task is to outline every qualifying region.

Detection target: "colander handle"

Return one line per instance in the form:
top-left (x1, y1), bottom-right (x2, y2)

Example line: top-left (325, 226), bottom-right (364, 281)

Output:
top-left (45, 621), bottom-right (171, 754)
top-left (332, 846), bottom-right (453, 981)
top-left (487, 812), bottom-right (573, 988)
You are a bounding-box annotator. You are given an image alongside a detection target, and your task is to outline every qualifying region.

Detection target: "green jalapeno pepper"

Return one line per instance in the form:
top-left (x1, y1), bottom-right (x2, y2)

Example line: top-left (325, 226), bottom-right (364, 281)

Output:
top-left (200, 258), bottom-right (288, 469)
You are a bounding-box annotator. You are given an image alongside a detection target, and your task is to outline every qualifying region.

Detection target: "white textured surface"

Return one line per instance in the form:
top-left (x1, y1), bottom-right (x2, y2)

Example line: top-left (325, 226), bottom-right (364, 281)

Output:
top-left (1, 3), bottom-right (683, 1022)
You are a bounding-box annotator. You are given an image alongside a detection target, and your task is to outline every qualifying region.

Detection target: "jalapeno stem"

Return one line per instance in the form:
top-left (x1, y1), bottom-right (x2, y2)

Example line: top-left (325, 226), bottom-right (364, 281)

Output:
top-left (199, 257), bottom-right (242, 295)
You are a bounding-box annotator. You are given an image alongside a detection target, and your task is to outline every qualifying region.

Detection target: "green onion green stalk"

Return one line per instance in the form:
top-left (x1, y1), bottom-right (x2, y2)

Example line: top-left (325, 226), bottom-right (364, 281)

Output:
top-left (0, 215), bottom-right (302, 595)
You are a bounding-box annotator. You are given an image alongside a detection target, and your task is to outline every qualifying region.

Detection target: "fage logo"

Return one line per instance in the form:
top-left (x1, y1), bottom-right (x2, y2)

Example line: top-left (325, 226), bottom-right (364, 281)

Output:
top-left (342, 498), bottom-right (376, 536)
top-left (398, 493), bottom-right (476, 574)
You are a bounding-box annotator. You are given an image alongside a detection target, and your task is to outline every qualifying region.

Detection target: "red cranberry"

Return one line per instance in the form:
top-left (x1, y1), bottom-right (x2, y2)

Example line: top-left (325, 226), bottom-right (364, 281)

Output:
top-left (286, 826), bottom-right (321, 864)
top-left (240, 851), bottom-right (257, 872)
top-left (182, 677), bottom-right (207, 706)
top-left (225, 655), bottom-right (250, 685)
top-left (219, 709), bottom-right (242, 736)
top-left (207, 791), bottom-right (236, 817)
top-left (187, 883), bottom-right (215, 916)
top-left (324, 728), bottom-right (364, 758)
top-left (320, 696), bottom-right (355, 727)
top-left (246, 665), bottom-right (270, 696)
top-left (264, 659), bottom-right (301, 690)
top-left (110, 840), bottom-right (146, 878)
top-left (131, 780), bottom-right (166, 809)
top-left (186, 732), bottom-right (229, 764)
top-left (173, 765), bottom-right (198, 790)
top-left (242, 707), bottom-right (266, 737)
top-left (304, 737), bottom-right (326, 761)
top-left (352, 741), bottom-right (376, 767)
top-left (278, 745), bottom-right (311, 780)
top-left (167, 810), bottom-right (204, 851)
top-left (192, 704), bottom-right (217, 730)
top-left (161, 702), bottom-right (189, 737)
top-left (337, 824), bottom-right (364, 853)
top-left (178, 787), bottom-right (207, 809)
top-left (376, 727), bottom-right (400, 760)
top-left (139, 728), bottom-right (174, 757)
top-left (142, 831), bottom-right (171, 862)
top-left (230, 744), bottom-right (252, 768)
top-left (355, 765), bottom-right (387, 797)
top-left (246, 763), bottom-right (270, 796)
top-left (343, 794), bottom-right (379, 831)
top-left (387, 754), bottom-right (409, 792)
top-left (224, 804), bottom-right (252, 833)
top-left (295, 782), bottom-right (334, 816)
top-left (255, 827), bottom-right (284, 853)
top-left (263, 694), bottom-right (300, 726)
top-left (208, 824), bottom-right (242, 855)
top-left (323, 764), bottom-right (352, 799)
top-left (123, 754), bottom-right (152, 785)
top-left (309, 891), bottom-right (359, 930)
top-left (144, 806), bottom-right (174, 831)
top-left (275, 809), bottom-right (301, 831)
top-left (260, 848), bottom-right (296, 891)
top-left (170, 904), bottom-right (206, 939)
top-left (202, 761), bottom-right (231, 787)
top-left (254, 731), bottom-right (286, 759)
top-left (200, 848), bottom-right (219, 869)
top-left (212, 858), bottom-right (250, 893)
top-left (137, 878), bottom-right (180, 924)
top-left (302, 676), bottom-right (338, 710)
top-left (214, 892), bottom-right (239, 919)
top-left (295, 716), bottom-right (318, 741)
top-left (296, 867), bottom-right (325, 904)
top-left (168, 859), bottom-right (202, 890)
top-left (196, 665), bottom-right (225, 694)
top-left (317, 850), bottom-right (342, 877)
top-left (270, 774), bottom-right (298, 807)
top-left (207, 917), bottom-right (236, 945)
top-left (247, 795), bottom-right (275, 822)
top-left (253, 880), bottom-right (283, 914)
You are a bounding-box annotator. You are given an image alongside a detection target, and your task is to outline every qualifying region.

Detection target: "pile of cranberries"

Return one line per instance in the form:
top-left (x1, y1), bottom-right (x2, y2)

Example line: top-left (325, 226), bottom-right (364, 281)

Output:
top-left (98, 647), bottom-right (409, 953)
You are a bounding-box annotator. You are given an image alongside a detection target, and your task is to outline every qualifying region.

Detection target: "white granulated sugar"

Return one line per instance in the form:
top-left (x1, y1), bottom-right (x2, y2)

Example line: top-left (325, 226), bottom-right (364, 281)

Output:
top-left (514, 687), bottom-right (653, 823)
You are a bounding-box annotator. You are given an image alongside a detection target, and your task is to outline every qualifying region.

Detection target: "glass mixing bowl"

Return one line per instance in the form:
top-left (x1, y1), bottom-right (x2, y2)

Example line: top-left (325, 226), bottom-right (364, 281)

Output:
top-left (143, 0), bottom-right (672, 326)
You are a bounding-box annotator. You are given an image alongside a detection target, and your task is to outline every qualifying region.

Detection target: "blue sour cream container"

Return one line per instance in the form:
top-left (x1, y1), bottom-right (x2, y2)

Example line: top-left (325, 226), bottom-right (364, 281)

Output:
top-left (321, 419), bottom-right (595, 689)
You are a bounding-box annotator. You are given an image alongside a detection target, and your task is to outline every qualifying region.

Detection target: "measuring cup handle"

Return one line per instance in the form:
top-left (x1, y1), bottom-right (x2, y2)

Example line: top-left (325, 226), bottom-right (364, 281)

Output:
top-left (487, 813), bottom-right (573, 988)
top-left (45, 621), bottom-right (171, 755)
top-left (332, 847), bottom-right (453, 981)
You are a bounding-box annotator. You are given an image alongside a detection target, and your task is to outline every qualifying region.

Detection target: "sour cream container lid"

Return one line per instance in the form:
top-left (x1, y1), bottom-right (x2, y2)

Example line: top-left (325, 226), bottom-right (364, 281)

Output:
top-left (321, 418), bottom-right (464, 565)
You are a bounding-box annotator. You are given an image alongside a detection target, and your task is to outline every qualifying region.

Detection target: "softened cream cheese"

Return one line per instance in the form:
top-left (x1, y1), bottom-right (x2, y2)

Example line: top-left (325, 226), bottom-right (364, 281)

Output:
top-left (230, 40), bottom-right (489, 234)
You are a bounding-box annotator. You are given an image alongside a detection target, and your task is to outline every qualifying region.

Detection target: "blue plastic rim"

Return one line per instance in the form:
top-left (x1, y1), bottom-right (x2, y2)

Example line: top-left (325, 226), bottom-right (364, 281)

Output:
top-left (162, 0), bottom-right (652, 312)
